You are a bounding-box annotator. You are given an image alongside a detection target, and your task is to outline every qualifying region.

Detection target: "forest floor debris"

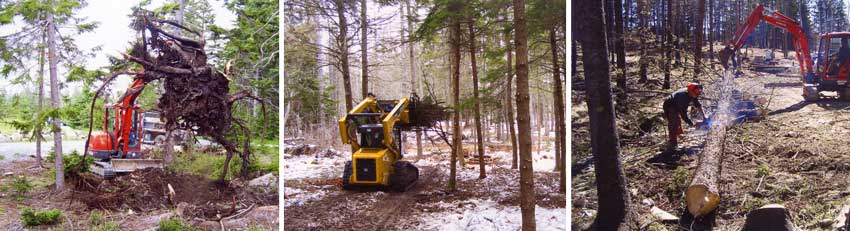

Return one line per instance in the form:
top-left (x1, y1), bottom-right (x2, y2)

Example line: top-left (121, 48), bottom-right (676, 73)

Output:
top-left (572, 47), bottom-right (850, 229)
top-left (0, 157), bottom-right (278, 230)
top-left (284, 133), bottom-right (566, 230)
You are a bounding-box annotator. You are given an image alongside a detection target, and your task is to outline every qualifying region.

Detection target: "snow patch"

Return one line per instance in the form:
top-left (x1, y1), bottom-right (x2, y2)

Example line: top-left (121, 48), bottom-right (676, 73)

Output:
top-left (488, 150), bottom-right (558, 172)
top-left (284, 187), bottom-right (331, 207)
top-left (283, 152), bottom-right (348, 180)
top-left (416, 199), bottom-right (566, 231)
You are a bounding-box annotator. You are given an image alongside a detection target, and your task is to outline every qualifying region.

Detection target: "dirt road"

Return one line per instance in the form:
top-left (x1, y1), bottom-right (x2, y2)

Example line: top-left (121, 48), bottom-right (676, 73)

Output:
top-left (0, 140), bottom-right (86, 161)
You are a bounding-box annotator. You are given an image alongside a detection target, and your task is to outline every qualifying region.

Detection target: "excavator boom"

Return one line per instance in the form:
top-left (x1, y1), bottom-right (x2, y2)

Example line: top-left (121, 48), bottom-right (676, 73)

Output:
top-left (720, 5), bottom-right (813, 78)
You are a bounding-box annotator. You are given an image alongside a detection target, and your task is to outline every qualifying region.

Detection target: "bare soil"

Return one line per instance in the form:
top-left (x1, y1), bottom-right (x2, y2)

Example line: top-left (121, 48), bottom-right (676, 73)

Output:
top-left (0, 158), bottom-right (278, 230)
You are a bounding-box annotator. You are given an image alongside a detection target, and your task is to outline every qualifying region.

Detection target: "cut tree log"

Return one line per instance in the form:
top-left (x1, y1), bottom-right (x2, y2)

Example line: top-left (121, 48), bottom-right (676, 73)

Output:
top-left (685, 110), bottom-right (726, 217)
top-left (686, 71), bottom-right (735, 217)
top-left (741, 204), bottom-right (799, 231)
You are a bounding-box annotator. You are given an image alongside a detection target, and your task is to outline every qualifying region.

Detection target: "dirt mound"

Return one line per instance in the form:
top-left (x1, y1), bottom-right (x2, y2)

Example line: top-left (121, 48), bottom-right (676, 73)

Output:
top-left (72, 169), bottom-right (235, 215)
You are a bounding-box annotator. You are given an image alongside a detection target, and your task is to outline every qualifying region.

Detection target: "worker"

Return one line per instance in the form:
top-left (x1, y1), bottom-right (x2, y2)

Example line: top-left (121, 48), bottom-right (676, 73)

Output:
top-left (830, 38), bottom-right (850, 75)
top-left (663, 83), bottom-right (706, 151)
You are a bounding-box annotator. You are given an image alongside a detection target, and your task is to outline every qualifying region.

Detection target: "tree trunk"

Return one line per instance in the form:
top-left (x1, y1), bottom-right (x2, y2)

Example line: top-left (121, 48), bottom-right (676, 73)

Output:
top-left (468, 22), bottom-right (486, 179)
top-left (448, 15), bottom-right (462, 192)
top-left (638, 0), bottom-right (648, 83)
top-left (505, 29), bottom-right (518, 169)
top-left (663, 0), bottom-right (672, 89)
top-left (513, 0), bottom-right (536, 229)
top-left (336, 0), bottom-right (354, 111)
top-left (164, 0), bottom-right (186, 165)
top-left (47, 7), bottom-right (63, 190)
top-left (614, 0), bottom-right (627, 99)
top-left (361, 0), bottom-right (368, 98)
top-left (404, 0), bottom-right (422, 159)
top-left (35, 34), bottom-right (45, 168)
top-left (695, 0), bottom-right (705, 78)
top-left (709, 0), bottom-right (714, 62)
top-left (742, 204), bottom-right (800, 231)
top-left (578, 0), bottom-right (631, 228)
top-left (550, 27), bottom-right (566, 194)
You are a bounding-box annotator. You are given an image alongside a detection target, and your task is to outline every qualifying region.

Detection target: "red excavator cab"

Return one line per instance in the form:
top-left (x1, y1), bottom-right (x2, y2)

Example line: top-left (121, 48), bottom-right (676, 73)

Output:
top-left (813, 33), bottom-right (850, 100)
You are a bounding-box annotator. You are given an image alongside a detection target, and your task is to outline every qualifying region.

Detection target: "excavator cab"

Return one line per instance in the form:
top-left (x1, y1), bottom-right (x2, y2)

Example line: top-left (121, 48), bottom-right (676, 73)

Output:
top-left (812, 33), bottom-right (850, 100)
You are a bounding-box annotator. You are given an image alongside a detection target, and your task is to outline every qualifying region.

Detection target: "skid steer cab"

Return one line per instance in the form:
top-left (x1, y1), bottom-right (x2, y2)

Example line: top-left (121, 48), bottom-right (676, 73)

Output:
top-left (338, 95), bottom-right (419, 192)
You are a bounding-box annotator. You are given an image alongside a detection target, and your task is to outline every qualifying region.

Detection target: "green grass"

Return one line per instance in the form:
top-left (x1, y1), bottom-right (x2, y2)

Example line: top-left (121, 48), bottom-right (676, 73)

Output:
top-left (171, 143), bottom-right (279, 180)
top-left (665, 166), bottom-right (691, 200)
top-left (89, 210), bottom-right (104, 226)
top-left (20, 208), bottom-right (62, 227)
top-left (92, 222), bottom-right (120, 231)
top-left (1, 176), bottom-right (33, 201)
top-left (157, 217), bottom-right (196, 231)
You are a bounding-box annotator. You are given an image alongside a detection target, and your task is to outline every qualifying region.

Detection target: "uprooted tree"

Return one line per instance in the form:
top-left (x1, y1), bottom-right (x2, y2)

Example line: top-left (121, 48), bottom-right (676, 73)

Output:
top-left (84, 10), bottom-right (265, 182)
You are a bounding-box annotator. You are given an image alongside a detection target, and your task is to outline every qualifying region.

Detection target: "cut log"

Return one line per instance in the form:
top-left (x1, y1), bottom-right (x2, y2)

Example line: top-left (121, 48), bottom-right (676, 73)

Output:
top-left (741, 204), bottom-right (799, 231)
top-left (686, 71), bottom-right (735, 218)
top-left (685, 114), bottom-right (725, 217)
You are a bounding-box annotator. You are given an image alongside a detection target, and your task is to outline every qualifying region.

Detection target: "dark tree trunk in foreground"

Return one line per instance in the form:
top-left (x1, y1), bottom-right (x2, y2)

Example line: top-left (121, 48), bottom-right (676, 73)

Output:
top-left (47, 7), bottom-right (64, 190)
top-left (550, 27), bottom-right (566, 193)
top-left (448, 14), bottom-right (462, 192)
top-left (505, 29), bottom-right (518, 169)
top-left (469, 22), bottom-right (486, 179)
top-left (578, 0), bottom-right (631, 229)
top-left (513, 0), bottom-right (536, 229)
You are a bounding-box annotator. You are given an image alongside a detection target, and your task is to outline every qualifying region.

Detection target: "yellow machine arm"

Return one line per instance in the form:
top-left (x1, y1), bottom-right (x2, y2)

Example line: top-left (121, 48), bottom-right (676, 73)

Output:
top-left (338, 96), bottom-right (410, 157)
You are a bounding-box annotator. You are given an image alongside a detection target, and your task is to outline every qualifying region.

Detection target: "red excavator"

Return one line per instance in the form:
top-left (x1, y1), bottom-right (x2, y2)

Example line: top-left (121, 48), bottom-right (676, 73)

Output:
top-left (87, 72), bottom-right (163, 178)
top-left (720, 4), bottom-right (850, 102)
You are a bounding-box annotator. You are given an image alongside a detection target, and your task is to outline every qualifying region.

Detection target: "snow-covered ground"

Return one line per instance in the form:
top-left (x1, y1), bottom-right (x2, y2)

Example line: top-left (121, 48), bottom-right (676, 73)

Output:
top-left (416, 199), bottom-right (566, 231)
top-left (283, 144), bottom-right (348, 180)
top-left (284, 186), bottom-right (333, 207)
top-left (284, 138), bottom-right (566, 230)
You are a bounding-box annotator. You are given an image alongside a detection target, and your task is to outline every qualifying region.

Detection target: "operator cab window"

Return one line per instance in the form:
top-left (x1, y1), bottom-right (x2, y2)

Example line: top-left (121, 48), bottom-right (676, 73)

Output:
top-left (358, 124), bottom-right (384, 148)
top-left (828, 37), bottom-right (844, 75)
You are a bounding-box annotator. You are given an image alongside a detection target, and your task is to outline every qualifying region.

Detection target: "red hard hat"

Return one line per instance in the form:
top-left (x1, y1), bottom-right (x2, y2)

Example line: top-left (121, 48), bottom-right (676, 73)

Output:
top-left (687, 83), bottom-right (703, 96)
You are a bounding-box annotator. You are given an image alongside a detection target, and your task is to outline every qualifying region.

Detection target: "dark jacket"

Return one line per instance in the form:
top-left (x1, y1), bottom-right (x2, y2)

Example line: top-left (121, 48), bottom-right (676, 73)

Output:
top-left (838, 46), bottom-right (850, 65)
top-left (663, 88), bottom-right (702, 126)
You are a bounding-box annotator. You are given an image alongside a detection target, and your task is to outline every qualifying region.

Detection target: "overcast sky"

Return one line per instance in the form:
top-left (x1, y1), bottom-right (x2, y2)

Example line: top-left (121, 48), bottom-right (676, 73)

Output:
top-left (0, 0), bottom-right (237, 96)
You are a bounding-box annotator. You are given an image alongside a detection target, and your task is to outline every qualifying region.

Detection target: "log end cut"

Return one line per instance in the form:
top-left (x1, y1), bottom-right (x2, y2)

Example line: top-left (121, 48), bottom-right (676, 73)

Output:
top-left (686, 184), bottom-right (720, 217)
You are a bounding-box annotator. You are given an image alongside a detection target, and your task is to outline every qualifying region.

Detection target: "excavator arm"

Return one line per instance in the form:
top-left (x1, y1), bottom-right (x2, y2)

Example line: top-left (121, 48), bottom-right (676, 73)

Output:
top-left (720, 5), bottom-right (813, 78)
